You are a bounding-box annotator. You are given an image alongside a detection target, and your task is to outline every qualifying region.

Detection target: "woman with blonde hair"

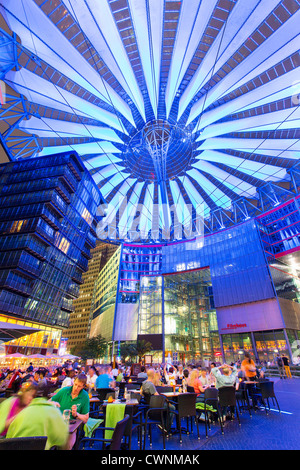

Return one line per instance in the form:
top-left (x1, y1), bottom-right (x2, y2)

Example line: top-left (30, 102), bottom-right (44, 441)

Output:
top-left (187, 369), bottom-right (206, 402)
top-left (153, 371), bottom-right (163, 386)
top-left (0, 381), bottom-right (38, 437)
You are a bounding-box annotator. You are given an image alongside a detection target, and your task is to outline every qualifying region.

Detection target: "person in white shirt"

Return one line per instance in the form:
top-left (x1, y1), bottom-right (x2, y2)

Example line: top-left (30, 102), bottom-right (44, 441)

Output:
top-left (111, 365), bottom-right (119, 380)
top-left (61, 369), bottom-right (76, 388)
top-left (164, 365), bottom-right (177, 386)
top-left (199, 367), bottom-right (210, 386)
top-left (86, 366), bottom-right (97, 390)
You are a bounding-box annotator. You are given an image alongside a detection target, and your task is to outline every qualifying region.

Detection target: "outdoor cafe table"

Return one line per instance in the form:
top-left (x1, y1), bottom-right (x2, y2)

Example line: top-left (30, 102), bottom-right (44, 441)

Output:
top-left (101, 398), bottom-right (139, 406)
top-left (69, 418), bottom-right (82, 434)
top-left (69, 418), bottom-right (83, 450)
top-left (160, 391), bottom-right (185, 398)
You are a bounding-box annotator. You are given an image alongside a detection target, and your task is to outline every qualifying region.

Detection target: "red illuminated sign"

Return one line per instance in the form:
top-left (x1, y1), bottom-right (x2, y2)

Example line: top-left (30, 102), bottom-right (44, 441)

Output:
top-left (221, 323), bottom-right (247, 331)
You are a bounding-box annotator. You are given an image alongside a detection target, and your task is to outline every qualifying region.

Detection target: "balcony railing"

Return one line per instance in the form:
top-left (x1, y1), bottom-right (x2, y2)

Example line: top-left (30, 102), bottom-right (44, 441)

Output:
top-left (61, 298), bottom-right (75, 312)
top-left (0, 278), bottom-right (32, 296)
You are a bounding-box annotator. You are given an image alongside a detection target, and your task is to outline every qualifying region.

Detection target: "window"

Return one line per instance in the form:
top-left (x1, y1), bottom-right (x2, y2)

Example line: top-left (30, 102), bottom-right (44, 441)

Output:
top-left (54, 233), bottom-right (70, 254)
top-left (81, 207), bottom-right (93, 226)
top-left (10, 220), bottom-right (28, 233)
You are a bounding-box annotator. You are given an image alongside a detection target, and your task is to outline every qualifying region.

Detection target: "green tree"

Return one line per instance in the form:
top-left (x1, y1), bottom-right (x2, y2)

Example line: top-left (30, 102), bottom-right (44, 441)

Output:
top-left (132, 339), bottom-right (153, 363)
top-left (120, 343), bottom-right (136, 364)
top-left (76, 334), bottom-right (107, 361)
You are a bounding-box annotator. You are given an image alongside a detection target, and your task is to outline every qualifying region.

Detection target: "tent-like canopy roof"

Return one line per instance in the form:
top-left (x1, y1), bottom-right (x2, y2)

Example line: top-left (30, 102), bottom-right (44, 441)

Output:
top-left (1, 0), bottom-right (300, 241)
top-left (0, 321), bottom-right (40, 342)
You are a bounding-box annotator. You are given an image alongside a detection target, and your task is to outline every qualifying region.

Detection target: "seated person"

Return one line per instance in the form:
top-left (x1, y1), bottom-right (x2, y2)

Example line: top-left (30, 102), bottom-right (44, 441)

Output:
top-left (187, 370), bottom-right (207, 403)
top-left (50, 373), bottom-right (89, 423)
top-left (6, 384), bottom-right (69, 450)
top-left (86, 366), bottom-right (98, 390)
top-left (50, 373), bottom-right (90, 449)
top-left (163, 365), bottom-right (177, 387)
top-left (211, 364), bottom-right (238, 420)
top-left (141, 369), bottom-right (175, 433)
top-left (198, 368), bottom-right (210, 386)
top-left (176, 365), bottom-right (184, 385)
top-left (61, 369), bottom-right (76, 388)
top-left (115, 368), bottom-right (124, 383)
top-left (95, 366), bottom-right (114, 389)
top-left (140, 369), bottom-right (159, 398)
top-left (0, 382), bottom-right (38, 437)
top-left (211, 364), bottom-right (238, 389)
top-left (137, 366), bottom-right (148, 380)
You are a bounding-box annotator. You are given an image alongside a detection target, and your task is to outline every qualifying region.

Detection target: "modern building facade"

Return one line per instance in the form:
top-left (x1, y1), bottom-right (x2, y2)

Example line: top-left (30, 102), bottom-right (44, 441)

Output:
top-left (0, 151), bottom-right (104, 355)
top-left (63, 240), bottom-right (119, 354)
top-left (90, 245), bottom-right (122, 346)
top-left (87, 199), bottom-right (300, 364)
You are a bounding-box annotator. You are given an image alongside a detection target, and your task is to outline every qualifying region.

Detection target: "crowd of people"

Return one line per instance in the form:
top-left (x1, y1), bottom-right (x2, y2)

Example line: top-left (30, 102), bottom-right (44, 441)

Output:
top-left (0, 360), bottom-right (89, 449)
top-left (0, 351), bottom-right (294, 449)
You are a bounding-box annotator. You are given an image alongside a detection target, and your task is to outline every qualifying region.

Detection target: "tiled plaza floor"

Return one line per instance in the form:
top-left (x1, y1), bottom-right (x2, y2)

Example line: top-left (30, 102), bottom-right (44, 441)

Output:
top-left (133, 378), bottom-right (300, 451)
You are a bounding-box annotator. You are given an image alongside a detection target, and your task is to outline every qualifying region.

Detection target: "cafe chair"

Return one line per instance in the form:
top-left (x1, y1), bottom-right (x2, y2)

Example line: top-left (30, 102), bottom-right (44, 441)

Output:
top-left (141, 395), bottom-right (170, 451)
top-left (252, 381), bottom-right (280, 414)
top-left (126, 383), bottom-right (141, 390)
top-left (0, 436), bottom-right (47, 450)
top-left (123, 404), bottom-right (144, 450)
top-left (79, 414), bottom-right (130, 450)
top-left (96, 388), bottom-right (115, 403)
top-left (156, 386), bottom-right (173, 394)
top-left (218, 387), bottom-right (241, 427)
top-left (187, 385), bottom-right (195, 393)
top-left (235, 382), bottom-right (252, 417)
top-left (171, 393), bottom-right (200, 443)
top-left (136, 377), bottom-right (145, 384)
top-left (141, 391), bottom-right (152, 407)
top-left (203, 387), bottom-right (224, 438)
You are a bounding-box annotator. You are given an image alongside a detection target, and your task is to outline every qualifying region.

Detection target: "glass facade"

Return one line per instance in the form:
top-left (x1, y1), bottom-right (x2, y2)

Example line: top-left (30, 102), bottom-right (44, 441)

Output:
top-left (64, 241), bottom-right (119, 353)
top-left (0, 151), bottom-right (104, 354)
top-left (119, 244), bottom-right (163, 305)
top-left (163, 220), bottom-right (275, 308)
top-left (163, 269), bottom-right (219, 363)
top-left (90, 246), bottom-right (122, 344)
top-left (257, 196), bottom-right (300, 257)
top-left (108, 213), bottom-right (300, 363)
top-left (139, 275), bottom-right (163, 337)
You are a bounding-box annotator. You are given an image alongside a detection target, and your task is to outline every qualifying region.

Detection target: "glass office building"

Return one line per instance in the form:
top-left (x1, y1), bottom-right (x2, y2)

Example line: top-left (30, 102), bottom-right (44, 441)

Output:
top-left (90, 245), bottom-right (122, 347)
top-left (0, 152), bottom-right (104, 355)
top-left (106, 213), bottom-right (300, 363)
top-left (63, 240), bottom-right (119, 353)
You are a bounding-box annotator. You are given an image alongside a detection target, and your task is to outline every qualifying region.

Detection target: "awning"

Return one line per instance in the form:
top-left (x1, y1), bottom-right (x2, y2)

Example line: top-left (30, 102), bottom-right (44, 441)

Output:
top-left (27, 354), bottom-right (47, 359)
top-left (0, 322), bottom-right (41, 342)
top-left (4, 353), bottom-right (27, 358)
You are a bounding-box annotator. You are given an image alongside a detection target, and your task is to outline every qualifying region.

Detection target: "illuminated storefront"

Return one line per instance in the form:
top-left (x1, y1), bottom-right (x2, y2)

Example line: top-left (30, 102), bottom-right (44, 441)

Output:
top-left (0, 315), bottom-right (61, 356)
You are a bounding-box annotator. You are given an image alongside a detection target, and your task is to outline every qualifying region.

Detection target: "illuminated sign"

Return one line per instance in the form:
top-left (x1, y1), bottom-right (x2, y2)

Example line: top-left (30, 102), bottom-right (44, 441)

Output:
top-left (221, 323), bottom-right (247, 331)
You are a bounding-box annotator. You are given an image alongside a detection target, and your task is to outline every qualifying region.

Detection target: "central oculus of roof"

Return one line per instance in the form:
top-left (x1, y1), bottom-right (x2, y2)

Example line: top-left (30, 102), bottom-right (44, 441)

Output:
top-left (124, 120), bottom-right (195, 183)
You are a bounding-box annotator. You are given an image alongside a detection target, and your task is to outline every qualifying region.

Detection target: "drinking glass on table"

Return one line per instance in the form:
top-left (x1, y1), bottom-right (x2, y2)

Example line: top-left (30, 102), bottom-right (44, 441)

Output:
top-left (115, 387), bottom-right (119, 400)
top-left (63, 409), bottom-right (71, 424)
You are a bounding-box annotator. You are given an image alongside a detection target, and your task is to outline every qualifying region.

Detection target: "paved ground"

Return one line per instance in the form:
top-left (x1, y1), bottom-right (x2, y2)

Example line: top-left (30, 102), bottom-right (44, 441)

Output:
top-left (134, 378), bottom-right (300, 451)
